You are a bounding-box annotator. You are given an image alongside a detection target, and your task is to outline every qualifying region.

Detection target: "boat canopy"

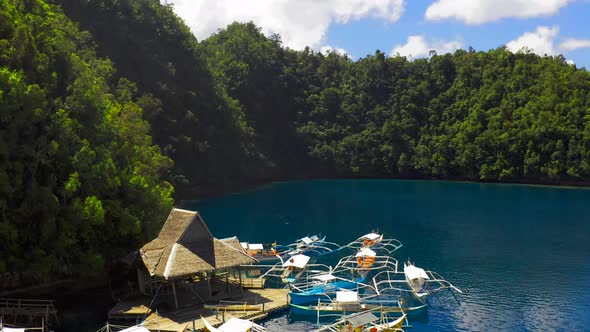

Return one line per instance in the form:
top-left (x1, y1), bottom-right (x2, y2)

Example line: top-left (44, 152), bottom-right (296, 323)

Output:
top-left (249, 243), bottom-right (264, 250)
top-left (218, 317), bottom-right (265, 332)
top-left (336, 291), bottom-right (359, 303)
top-left (345, 311), bottom-right (379, 327)
top-left (355, 248), bottom-right (376, 257)
top-left (361, 233), bottom-right (381, 240)
top-left (404, 264), bottom-right (430, 280)
top-left (300, 236), bottom-right (313, 244)
top-left (119, 326), bottom-right (151, 332)
top-left (282, 254), bottom-right (310, 268)
top-left (1, 327), bottom-right (26, 332)
top-left (311, 273), bottom-right (336, 281)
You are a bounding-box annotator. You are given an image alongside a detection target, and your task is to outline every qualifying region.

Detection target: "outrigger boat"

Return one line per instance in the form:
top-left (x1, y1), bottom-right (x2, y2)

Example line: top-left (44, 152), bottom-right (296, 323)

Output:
top-left (340, 233), bottom-right (403, 256)
top-left (404, 261), bottom-right (463, 302)
top-left (290, 290), bottom-right (426, 316)
top-left (313, 310), bottom-right (408, 332)
top-left (259, 253), bottom-right (335, 286)
top-left (201, 316), bottom-right (266, 332)
top-left (288, 248), bottom-right (399, 305)
top-left (288, 272), bottom-right (368, 305)
top-left (279, 254), bottom-right (311, 283)
top-left (282, 235), bottom-right (341, 258)
top-left (241, 234), bottom-right (340, 262)
top-left (240, 242), bottom-right (280, 262)
top-left (367, 262), bottom-right (463, 304)
top-left (95, 323), bottom-right (150, 332)
top-left (404, 262), bottom-right (430, 301)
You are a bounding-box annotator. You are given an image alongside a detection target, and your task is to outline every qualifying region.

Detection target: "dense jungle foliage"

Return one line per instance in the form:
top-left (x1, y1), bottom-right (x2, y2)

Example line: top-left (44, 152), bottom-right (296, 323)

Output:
top-left (2, 0), bottom-right (590, 277)
top-left (0, 0), bottom-right (173, 276)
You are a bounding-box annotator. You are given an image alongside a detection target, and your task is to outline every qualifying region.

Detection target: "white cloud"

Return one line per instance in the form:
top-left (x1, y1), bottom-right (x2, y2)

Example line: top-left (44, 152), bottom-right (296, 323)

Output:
top-left (320, 45), bottom-right (350, 57)
top-left (566, 59), bottom-right (575, 65)
top-left (560, 38), bottom-right (590, 51)
top-left (425, 0), bottom-right (570, 24)
top-left (165, 0), bottom-right (405, 50)
top-left (506, 26), bottom-right (559, 56)
top-left (390, 35), bottom-right (463, 60)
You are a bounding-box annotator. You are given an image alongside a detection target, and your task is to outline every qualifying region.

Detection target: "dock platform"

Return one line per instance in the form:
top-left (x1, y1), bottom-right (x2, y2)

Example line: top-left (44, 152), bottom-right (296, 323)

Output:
top-left (109, 288), bottom-right (290, 332)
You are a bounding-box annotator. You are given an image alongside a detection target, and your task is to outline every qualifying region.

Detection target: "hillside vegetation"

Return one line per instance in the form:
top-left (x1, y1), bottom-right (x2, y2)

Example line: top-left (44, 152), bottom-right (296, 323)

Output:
top-left (1, 0), bottom-right (590, 277)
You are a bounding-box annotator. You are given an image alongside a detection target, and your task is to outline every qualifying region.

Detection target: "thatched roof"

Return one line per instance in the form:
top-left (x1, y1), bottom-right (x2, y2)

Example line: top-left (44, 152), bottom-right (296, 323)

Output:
top-left (139, 208), bottom-right (256, 280)
top-left (220, 236), bottom-right (248, 254)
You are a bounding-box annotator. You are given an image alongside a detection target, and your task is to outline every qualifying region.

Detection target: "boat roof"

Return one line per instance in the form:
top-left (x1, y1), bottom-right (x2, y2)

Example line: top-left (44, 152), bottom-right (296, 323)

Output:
top-left (300, 236), bottom-right (313, 244)
top-left (219, 317), bottom-right (265, 332)
top-left (336, 291), bottom-right (358, 303)
top-left (404, 264), bottom-right (430, 279)
top-left (355, 248), bottom-right (376, 257)
top-left (282, 254), bottom-right (310, 268)
top-left (1, 327), bottom-right (26, 332)
top-left (345, 311), bottom-right (379, 327)
top-left (361, 233), bottom-right (381, 240)
top-left (249, 243), bottom-right (264, 250)
top-left (119, 326), bottom-right (151, 332)
top-left (312, 273), bottom-right (336, 281)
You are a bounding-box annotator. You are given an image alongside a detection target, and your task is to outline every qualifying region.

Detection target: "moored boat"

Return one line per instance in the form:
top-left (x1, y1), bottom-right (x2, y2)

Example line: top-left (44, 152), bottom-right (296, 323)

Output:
top-left (313, 310), bottom-right (407, 332)
top-left (403, 262), bottom-right (430, 301)
top-left (201, 316), bottom-right (266, 332)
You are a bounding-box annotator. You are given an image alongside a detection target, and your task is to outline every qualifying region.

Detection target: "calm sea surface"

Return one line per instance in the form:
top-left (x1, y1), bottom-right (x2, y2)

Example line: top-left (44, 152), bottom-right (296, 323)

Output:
top-left (180, 180), bottom-right (590, 332)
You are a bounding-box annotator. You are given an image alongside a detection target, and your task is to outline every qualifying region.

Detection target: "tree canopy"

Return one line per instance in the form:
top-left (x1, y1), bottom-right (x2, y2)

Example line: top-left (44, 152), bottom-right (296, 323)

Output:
top-left (0, 0), bottom-right (172, 276)
top-left (2, 0), bottom-right (590, 277)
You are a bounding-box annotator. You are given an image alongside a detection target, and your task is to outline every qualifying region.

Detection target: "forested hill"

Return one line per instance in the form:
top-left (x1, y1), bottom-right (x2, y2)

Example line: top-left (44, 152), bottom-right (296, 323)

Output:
top-left (0, 0), bottom-right (173, 276)
top-left (58, 0), bottom-right (590, 189)
top-left (2, 0), bottom-right (590, 277)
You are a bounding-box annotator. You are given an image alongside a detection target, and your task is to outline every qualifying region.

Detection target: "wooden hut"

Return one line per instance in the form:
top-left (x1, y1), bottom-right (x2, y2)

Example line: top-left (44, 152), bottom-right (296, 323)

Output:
top-left (138, 208), bottom-right (256, 308)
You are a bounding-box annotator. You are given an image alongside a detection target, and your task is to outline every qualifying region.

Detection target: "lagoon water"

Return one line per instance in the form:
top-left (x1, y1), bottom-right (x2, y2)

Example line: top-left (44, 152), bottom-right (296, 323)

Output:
top-left (183, 180), bottom-right (590, 332)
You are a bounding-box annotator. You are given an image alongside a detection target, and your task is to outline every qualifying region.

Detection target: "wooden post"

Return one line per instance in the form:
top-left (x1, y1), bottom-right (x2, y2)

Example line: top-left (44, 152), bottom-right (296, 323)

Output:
top-left (207, 272), bottom-right (213, 300)
top-left (172, 280), bottom-right (179, 309)
top-left (238, 267), bottom-right (243, 296)
top-left (226, 269), bottom-right (230, 296)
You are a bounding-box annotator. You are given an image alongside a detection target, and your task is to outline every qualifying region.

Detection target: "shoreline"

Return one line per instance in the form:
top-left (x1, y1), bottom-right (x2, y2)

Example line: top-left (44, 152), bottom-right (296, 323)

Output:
top-left (177, 175), bottom-right (590, 201)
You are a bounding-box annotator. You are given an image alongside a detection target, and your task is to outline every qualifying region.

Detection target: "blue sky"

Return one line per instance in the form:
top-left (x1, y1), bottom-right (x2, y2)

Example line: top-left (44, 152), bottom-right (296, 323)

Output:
top-left (167, 0), bottom-right (590, 68)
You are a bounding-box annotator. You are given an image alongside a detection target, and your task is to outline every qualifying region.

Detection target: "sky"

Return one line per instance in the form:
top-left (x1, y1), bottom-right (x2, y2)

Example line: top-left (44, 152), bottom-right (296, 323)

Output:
top-left (164, 0), bottom-right (590, 68)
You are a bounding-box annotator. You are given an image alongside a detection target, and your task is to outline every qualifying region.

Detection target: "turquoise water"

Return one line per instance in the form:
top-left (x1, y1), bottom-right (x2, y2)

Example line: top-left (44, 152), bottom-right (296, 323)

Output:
top-left (183, 180), bottom-right (590, 332)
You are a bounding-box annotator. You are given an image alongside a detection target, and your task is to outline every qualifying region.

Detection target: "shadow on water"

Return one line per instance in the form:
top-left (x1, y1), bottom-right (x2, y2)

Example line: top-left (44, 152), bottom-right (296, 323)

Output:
top-left (55, 287), bottom-right (115, 332)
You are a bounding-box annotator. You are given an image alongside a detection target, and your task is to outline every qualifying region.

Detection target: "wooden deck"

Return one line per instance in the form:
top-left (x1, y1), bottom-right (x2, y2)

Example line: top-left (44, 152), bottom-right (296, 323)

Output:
top-left (0, 298), bottom-right (58, 330)
top-left (110, 288), bottom-right (290, 332)
top-left (108, 297), bottom-right (152, 321)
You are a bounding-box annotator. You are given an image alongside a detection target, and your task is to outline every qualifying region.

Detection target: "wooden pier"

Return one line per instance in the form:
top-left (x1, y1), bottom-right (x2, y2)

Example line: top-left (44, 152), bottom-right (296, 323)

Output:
top-left (0, 298), bottom-right (58, 330)
top-left (109, 288), bottom-right (290, 332)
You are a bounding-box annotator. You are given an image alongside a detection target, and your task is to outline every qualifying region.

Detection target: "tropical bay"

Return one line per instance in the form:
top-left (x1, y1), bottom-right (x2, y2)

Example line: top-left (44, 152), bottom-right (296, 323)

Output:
top-left (2, 0), bottom-right (590, 331)
top-left (183, 180), bottom-right (590, 331)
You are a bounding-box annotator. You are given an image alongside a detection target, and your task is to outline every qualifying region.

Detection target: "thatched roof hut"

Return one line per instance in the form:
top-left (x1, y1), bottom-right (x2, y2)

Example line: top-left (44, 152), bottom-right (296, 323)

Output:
top-left (139, 208), bottom-right (255, 280)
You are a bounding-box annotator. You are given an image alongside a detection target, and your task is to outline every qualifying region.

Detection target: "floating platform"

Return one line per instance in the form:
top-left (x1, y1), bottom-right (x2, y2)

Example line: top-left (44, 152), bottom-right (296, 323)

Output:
top-left (109, 288), bottom-right (289, 332)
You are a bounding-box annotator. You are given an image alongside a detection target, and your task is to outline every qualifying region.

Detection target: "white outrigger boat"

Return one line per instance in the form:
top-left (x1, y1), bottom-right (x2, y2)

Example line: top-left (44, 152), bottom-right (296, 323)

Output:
top-left (279, 254), bottom-right (311, 283)
top-left (283, 235), bottom-right (341, 257)
top-left (404, 261), bottom-right (463, 302)
top-left (290, 290), bottom-right (426, 317)
top-left (313, 309), bottom-right (407, 332)
top-left (404, 262), bottom-right (430, 301)
top-left (287, 247), bottom-right (400, 305)
top-left (341, 233), bottom-right (403, 256)
top-left (94, 323), bottom-right (150, 332)
top-left (201, 316), bottom-right (266, 332)
top-left (368, 262), bottom-right (463, 304)
top-left (241, 234), bottom-right (340, 262)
